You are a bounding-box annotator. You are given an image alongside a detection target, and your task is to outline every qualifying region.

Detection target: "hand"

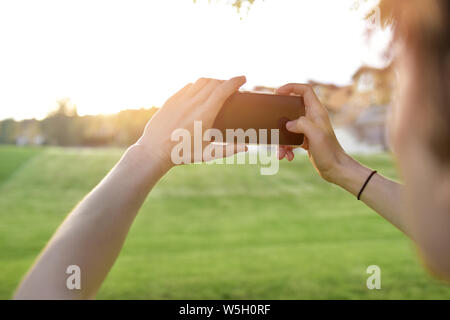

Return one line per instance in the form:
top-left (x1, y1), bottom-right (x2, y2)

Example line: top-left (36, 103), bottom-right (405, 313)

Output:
top-left (136, 76), bottom-right (247, 169)
top-left (276, 83), bottom-right (350, 183)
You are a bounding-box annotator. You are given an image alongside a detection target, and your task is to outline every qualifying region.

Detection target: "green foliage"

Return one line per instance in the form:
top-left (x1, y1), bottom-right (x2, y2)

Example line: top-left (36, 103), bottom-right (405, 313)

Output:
top-left (0, 119), bottom-right (17, 144)
top-left (0, 104), bottom-right (158, 147)
top-left (353, 0), bottom-right (395, 29)
top-left (194, 0), bottom-right (258, 12)
top-left (0, 146), bottom-right (449, 299)
top-left (228, 0), bottom-right (257, 11)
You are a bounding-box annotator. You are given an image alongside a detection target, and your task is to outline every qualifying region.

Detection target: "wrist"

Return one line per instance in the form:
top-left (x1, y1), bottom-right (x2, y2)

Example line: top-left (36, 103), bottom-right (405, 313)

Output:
top-left (330, 154), bottom-right (373, 196)
top-left (126, 143), bottom-right (173, 177)
top-left (320, 152), bottom-right (352, 184)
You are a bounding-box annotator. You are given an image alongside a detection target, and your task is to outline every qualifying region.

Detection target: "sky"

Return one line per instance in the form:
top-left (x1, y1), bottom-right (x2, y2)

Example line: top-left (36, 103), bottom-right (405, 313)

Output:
top-left (0, 0), bottom-right (390, 120)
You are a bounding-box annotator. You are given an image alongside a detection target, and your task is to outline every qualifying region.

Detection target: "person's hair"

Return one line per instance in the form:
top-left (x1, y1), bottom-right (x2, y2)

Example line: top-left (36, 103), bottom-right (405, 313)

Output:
top-left (377, 0), bottom-right (450, 163)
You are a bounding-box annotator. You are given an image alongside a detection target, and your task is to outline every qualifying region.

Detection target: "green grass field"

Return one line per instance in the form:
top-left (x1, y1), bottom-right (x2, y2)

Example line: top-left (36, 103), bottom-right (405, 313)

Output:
top-left (0, 145), bottom-right (448, 299)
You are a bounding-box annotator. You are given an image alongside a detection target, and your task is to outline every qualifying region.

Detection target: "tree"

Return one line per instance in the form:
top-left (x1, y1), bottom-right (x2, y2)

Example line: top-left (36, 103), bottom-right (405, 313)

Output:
top-left (194, 0), bottom-right (259, 13)
top-left (41, 98), bottom-right (79, 146)
top-left (0, 119), bottom-right (18, 144)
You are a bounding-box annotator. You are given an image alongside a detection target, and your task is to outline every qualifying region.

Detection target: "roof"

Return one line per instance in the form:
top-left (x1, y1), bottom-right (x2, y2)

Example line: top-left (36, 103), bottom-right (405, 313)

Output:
top-left (352, 63), bottom-right (394, 81)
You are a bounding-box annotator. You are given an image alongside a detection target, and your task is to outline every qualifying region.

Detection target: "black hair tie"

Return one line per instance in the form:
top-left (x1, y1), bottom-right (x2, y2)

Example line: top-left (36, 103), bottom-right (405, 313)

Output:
top-left (357, 170), bottom-right (377, 200)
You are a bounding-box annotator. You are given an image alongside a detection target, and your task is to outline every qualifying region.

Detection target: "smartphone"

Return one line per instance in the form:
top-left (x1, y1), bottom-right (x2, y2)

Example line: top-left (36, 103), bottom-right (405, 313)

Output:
top-left (213, 91), bottom-right (305, 145)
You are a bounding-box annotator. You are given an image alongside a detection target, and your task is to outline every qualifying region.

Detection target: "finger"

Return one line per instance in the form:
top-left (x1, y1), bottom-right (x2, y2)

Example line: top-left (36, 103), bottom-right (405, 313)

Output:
top-left (286, 149), bottom-right (295, 161)
top-left (283, 145), bottom-right (294, 151)
top-left (203, 143), bottom-right (247, 162)
top-left (224, 143), bottom-right (247, 158)
top-left (187, 78), bottom-right (212, 97)
top-left (190, 79), bottom-right (224, 106)
top-left (204, 76), bottom-right (246, 114)
top-left (286, 116), bottom-right (318, 136)
top-left (166, 83), bottom-right (193, 104)
top-left (276, 83), bottom-right (327, 118)
top-left (278, 147), bottom-right (287, 160)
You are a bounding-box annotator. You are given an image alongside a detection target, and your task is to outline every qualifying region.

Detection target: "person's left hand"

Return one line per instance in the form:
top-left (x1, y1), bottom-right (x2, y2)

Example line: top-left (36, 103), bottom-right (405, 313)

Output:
top-left (136, 76), bottom-right (248, 169)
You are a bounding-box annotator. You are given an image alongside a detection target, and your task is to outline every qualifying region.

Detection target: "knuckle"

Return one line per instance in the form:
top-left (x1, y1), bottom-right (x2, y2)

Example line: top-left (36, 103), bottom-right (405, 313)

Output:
top-left (214, 85), bottom-right (227, 98)
top-left (287, 83), bottom-right (299, 90)
top-left (196, 77), bottom-right (209, 84)
top-left (297, 117), bottom-right (308, 128)
top-left (312, 114), bottom-right (323, 122)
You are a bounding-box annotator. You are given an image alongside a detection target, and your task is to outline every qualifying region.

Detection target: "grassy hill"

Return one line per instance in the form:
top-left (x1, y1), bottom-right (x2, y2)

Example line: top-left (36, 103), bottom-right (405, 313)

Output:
top-left (0, 146), bottom-right (448, 299)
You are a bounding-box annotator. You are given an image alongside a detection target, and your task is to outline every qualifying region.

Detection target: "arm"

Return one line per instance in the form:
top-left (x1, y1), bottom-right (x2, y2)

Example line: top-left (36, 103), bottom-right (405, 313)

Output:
top-left (324, 153), bottom-right (407, 234)
top-left (14, 76), bottom-right (247, 299)
top-left (277, 84), bottom-right (408, 235)
top-left (277, 83), bottom-right (450, 280)
top-left (14, 145), bottom-right (167, 299)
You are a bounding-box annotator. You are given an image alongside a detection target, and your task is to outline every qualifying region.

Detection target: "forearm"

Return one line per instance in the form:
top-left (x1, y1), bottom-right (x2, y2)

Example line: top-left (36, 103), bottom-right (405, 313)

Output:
top-left (330, 154), bottom-right (407, 235)
top-left (335, 156), bottom-right (450, 280)
top-left (402, 166), bottom-right (450, 281)
top-left (14, 144), bottom-right (169, 299)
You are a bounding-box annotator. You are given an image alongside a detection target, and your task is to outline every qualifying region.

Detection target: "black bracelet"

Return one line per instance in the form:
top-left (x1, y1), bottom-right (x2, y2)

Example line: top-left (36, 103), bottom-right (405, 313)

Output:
top-left (357, 170), bottom-right (377, 200)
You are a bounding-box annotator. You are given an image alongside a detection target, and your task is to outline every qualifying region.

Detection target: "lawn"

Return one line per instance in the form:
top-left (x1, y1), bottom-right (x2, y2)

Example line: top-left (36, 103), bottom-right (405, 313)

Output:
top-left (0, 145), bottom-right (448, 299)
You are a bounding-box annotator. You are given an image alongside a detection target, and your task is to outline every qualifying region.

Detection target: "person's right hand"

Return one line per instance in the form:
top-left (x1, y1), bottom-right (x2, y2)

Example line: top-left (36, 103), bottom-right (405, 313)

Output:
top-left (276, 83), bottom-right (350, 183)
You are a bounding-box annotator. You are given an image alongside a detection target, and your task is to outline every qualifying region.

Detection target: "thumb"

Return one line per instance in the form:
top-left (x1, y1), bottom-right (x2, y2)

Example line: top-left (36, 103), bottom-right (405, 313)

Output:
top-left (286, 116), bottom-right (317, 136)
top-left (202, 143), bottom-right (247, 162)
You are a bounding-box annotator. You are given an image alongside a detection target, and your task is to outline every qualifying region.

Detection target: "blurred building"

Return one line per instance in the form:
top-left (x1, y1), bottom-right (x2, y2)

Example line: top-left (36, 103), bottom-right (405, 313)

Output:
top-left (252, 85), bottom-right (276, 94)
top-left (310, 64), bottom-right (394, 150)
top-left (251, 65), bottom-right (394, 151)
top-left (14, 119), bottom-right (46, 146)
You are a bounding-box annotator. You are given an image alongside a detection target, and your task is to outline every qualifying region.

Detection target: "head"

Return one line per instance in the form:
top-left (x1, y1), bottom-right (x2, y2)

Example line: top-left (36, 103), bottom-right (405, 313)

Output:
top-left (388, 0), bottom-right (449, 160)
top-left (386, 0), bottom-right (450, 277)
